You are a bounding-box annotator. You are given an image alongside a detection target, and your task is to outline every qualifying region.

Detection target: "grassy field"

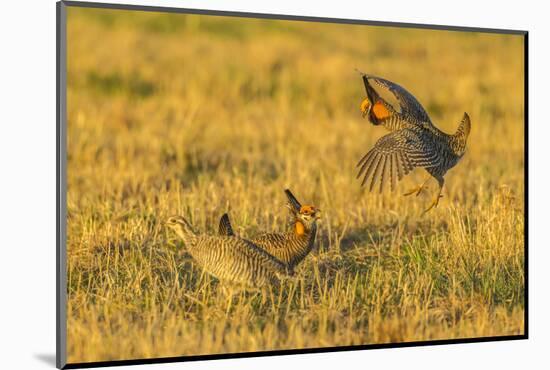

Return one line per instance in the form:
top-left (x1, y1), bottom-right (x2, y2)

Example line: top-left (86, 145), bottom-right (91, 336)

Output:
top-left (66, 7), bottom-right (525, 363)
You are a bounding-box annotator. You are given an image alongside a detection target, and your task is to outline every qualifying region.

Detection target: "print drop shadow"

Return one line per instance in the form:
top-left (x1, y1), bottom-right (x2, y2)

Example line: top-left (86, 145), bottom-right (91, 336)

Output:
top-left (33, 353), bottom-right (56, 367)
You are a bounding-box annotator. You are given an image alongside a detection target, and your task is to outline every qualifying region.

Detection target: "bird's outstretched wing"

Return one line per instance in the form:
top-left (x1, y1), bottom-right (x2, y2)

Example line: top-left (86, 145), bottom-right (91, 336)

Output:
top-left (356, 129), bottom-right (440, 192)
top-left (359, 72), bottom-right (432, 125)
top-left (218, 213), bottom-right (235, 236)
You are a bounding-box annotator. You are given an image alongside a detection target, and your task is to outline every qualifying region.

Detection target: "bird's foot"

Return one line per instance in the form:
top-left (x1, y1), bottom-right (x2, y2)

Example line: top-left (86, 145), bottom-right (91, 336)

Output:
top-left (404, 185), bottom-right (426, 197)
top-left (422, 194), bottom-right (444, 215)
top-left (224, 294), bottom-right (234, 316)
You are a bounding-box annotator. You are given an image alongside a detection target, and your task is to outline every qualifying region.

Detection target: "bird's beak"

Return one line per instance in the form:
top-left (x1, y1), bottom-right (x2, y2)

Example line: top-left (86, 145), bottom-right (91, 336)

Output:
top-left (360, 97), bottom-right (370, 118)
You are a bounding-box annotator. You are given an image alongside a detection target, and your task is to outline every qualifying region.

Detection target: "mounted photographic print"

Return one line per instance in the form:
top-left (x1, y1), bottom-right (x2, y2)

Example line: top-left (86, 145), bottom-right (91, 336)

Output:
top-left (56, 1), bottom-right (527, 368)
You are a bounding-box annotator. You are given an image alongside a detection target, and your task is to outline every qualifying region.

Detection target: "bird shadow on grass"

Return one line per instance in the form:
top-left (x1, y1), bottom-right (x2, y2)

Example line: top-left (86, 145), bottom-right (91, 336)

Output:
top-left (309, 220), bottom-right (451, 291)
top-left (340, 226), bottom-right (386, 252)
top-left (309, 224), bottom-right (389, 283)
top-left (317, 224), bottom-right (390, 255)
top-left (318, 218), bottom-right (453, 258)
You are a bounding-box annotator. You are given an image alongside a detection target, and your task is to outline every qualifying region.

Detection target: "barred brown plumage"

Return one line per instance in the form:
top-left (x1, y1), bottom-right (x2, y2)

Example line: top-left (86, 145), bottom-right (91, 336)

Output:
top-left (356, 72), bottom-right (471, 213)
top-left (219, 189), bottom-right (320, 269)
top-left (166, 216), bottom-right (292, 289)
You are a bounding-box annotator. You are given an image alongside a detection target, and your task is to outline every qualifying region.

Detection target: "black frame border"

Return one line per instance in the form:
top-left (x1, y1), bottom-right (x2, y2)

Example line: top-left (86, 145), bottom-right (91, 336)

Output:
top-left (56, 1), bottom-right (529, 369)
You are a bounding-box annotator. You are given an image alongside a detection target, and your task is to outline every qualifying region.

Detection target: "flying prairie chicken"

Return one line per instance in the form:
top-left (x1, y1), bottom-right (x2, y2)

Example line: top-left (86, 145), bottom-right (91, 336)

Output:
top-left (166, 216), bottom-right (292, 289)
top-left (355, 72), bottom-right (471, 213)
top-left (219, 189), bottom-right (320, 269)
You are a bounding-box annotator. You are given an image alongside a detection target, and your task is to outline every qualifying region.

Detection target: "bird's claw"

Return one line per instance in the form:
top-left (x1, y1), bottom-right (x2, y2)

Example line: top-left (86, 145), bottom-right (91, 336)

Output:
top-left (422, 194), bottom-right (443, 215)
top-left (403, 185), bottom-right (426, 197)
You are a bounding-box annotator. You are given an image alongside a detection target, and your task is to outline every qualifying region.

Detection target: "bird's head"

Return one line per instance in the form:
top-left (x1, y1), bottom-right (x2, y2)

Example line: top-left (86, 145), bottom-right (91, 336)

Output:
top-left (293, 205), bottom-right (320, 234)
top-left (360, 97), bottom-right (371, 118)
top-left (283, 189), bottom-right (320, 234)
top-left (297, 204), bottom-right (320, 223)
top-left (165, 215), bottom-right (188, 236)
top-left (357, 71), bottom-right (390, 125)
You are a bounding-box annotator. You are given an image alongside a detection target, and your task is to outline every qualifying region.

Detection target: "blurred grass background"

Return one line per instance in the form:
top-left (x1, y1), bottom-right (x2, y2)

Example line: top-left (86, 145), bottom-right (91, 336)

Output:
top-left (66, 7), bottom-right (525, 363)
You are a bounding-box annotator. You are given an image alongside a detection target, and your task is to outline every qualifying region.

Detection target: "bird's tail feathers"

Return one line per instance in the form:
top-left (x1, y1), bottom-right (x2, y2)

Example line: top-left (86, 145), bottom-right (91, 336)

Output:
top-left (451, 112), bottom-right (471, 154)
top-left (218, 213), bottom-right (235, 236)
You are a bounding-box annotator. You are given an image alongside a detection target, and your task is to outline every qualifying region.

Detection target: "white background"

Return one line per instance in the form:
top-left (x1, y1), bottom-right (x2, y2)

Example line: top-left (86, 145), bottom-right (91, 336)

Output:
top-left (0, 0), bottom-right (546, 369)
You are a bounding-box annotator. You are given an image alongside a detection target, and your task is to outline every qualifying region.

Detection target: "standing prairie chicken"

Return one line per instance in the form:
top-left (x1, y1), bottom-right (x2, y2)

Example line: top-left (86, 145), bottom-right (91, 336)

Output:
top-left (166, 216), bottom-right (292, 289)
top-left (219, 189), bottom-right (320, 269)
top-left (355, 72), bottom-right (471, 213)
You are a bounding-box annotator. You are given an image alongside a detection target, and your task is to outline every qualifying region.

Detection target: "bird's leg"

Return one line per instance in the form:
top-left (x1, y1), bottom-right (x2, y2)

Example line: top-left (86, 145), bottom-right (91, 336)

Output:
top-left (268, 286), bottom-right (276, 312)
top-left (237, 290), bottom-right (244, 308)
top-left (223, 285), bottom-right (234, 316)
top-left (422, 176), bottom-right (444, 215)
top-left (404, 176), bottom-right (431, 197)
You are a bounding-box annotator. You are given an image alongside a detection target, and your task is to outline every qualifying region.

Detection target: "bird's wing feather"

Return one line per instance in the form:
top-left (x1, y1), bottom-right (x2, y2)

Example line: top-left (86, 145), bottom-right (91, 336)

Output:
top-left (356, 129), bottom-right (440, 192)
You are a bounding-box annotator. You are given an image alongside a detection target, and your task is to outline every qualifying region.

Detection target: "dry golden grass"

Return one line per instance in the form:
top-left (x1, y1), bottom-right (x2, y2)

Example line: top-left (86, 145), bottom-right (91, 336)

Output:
top-left (66, 7), bottom-right (525, 363)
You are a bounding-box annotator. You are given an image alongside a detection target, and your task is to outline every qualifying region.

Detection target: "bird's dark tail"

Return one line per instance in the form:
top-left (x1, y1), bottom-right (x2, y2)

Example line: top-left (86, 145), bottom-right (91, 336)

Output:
top-left (218, 213), bottom-right (235, 236)
top-left (451, 112), bottom-right (471, 155)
